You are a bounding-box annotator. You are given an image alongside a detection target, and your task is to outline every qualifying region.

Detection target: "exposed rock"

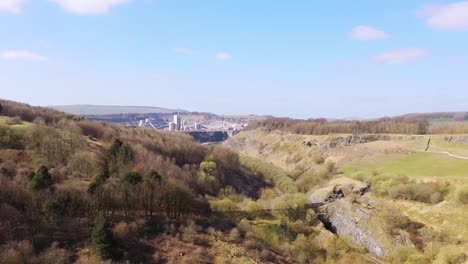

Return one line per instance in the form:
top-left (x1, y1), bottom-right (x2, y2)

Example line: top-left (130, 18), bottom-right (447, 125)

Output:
top-left (309, 178), bottom-right (413, 257)
top-left (445, 136), bottom-right (468, 144)
top-left (327, 135), bottom-right (419, 149)
top-left (309, 177), bottom-right (369, 204)
top-left (320, 197), bottom-right (399, 256)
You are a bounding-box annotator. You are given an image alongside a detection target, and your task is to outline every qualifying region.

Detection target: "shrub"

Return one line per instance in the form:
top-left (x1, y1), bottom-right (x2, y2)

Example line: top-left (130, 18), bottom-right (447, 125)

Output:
top-left (209, 198), bottom-right (238, 212)
top-left (229, 228), bottom-right (242, 243)
top-left (405, 254), bottom-right (431, 264)
top-left (245, 200), bottom-right (262, 218)
top-left (454, 185), bottom-right (468, 205)
top-left (41, 198), bottom-right (61, 224)
top-left (181, 221), bottom-right (200, 244)
top-left (35, 242), bottom-right (71, 264)
top-left (313, 156), bottom-right (325, 164)
top-left (0, 167), bottom-right (15, 179)
top-left (433, 245), bottom-right (467, 264)
top-left (0, 125), bottom-right (25, 149)
top-left (31, 166), bottom-right (53, 190)
top-left (0, 240), bottom-right (33, 264)
top-left (180, 248), bottom-right (212, 264)
top-left (122, 171), bottom-right (142, 185)
top-left (390, 245), bottom-right (416, 264)
top-left (381, 206), bottom-right (410, 233)
top-left (6, 117), bottom-right (22, 126)
top-left (387, 181), bottom-right (448, 204)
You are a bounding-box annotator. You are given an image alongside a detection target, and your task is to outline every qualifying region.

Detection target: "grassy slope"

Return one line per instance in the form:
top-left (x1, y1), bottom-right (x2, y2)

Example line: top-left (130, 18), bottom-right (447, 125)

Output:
top-left (0, 116), bottom-right (33, 130)
top-left (226, 129), bottom-right (468, 255)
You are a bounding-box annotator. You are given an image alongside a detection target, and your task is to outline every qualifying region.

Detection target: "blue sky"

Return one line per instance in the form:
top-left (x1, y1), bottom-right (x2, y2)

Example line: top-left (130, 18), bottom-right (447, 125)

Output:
top-left (1, 0), bottom-right (468, 118)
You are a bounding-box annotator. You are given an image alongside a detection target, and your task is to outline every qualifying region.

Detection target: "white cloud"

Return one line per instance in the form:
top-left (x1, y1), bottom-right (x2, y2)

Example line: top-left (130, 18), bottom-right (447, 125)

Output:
top-left (0, 0), bottom-right (27, 14)
top-left (0, 50), bottom-right (47, 61)
top-left (349, 25), bottom-right (390, 40)
top-left (215, 52), bottom-right (232, 61)
top-left (371, 48), bottom-right (426, 65)
top-left (49, 0), bottom-right (129, 15)
top-left (173, 48), bottom-right (198, 55)
top-left (421, 1), bottom-right (468, 31)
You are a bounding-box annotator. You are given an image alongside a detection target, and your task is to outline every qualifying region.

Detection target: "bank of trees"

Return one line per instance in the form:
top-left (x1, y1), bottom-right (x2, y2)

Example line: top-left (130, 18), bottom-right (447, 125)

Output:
top-left (248, 117), bottom-right (429, 135)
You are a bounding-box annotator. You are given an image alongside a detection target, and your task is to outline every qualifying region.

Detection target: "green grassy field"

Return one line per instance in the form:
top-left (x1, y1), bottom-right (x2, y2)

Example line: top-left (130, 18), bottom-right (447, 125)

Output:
top-left (341, 152), bottom-right (468, 180)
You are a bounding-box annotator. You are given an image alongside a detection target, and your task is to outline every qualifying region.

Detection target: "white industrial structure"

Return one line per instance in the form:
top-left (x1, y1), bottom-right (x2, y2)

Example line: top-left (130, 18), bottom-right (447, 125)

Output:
top-left (173, 113), bottom-right (181, 130)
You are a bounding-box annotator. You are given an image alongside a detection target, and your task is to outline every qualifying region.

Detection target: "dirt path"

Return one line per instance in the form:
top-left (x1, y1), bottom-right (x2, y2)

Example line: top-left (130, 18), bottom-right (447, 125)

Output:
top-left (411, 149), bottom-right (468, 160)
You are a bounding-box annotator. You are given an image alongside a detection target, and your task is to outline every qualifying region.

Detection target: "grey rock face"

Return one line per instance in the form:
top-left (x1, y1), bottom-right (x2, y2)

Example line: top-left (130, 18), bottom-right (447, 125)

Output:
top-left (309, 178), bottom-right (412, 257)
top-left (320, 198), bottom-right (390, 256)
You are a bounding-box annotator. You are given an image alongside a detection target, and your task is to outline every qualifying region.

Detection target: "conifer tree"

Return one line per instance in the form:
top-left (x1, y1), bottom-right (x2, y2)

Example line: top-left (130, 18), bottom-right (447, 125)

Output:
top-left (91, 213), bottom-right (113, 259)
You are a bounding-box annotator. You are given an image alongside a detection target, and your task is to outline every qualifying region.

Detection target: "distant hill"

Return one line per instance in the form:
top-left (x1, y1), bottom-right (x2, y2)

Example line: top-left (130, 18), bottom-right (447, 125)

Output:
top-left (50, 104), bottom-right (186, 115)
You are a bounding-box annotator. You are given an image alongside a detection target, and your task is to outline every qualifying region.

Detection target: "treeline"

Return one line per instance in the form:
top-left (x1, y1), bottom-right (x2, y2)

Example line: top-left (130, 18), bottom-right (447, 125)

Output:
top-left (247, 117), bottom-right (430, 135)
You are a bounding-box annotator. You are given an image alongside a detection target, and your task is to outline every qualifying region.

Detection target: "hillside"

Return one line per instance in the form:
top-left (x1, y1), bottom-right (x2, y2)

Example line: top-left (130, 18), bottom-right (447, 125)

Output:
top-left (0, 100), bottom-right (286, 263)
top-left (50, 105), bottom-right (185, 115)
top-left (1, 99), bottom-right (381, 264)
top-left (225, 129), bottom-right (468, 263)
top-left (2, 99), bottom-right (467, 264)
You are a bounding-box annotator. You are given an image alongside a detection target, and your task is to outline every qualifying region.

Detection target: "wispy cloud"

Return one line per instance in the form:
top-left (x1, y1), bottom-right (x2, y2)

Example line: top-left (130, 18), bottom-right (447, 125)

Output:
top-left (349, 25), bottom-right (390, 40)
top-left (147, 73), bottom-right (182, 81)
top-left (49, 0), bottom-right (129, 15)
top-left (420, 1), bottom-right (468, 31)
top-left (371, 48), bottom-right (426, 65)
top-left (0, 50), bottom-right (47, 61)
top-left (0, 0), bottom-right (27, 14)
top-left (172, 48), bottom-right (198, 55)
top-left (215, 52), bottom-right (232, 61)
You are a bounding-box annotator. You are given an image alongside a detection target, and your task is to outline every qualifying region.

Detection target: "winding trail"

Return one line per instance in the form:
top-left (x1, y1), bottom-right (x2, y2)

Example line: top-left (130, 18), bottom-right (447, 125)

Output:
top-left (409, 136), bottom-right (468, 160)
top-left (425, 150), bottom-right (468, 160)
top-left (410, 149), bottom-right (468, 160)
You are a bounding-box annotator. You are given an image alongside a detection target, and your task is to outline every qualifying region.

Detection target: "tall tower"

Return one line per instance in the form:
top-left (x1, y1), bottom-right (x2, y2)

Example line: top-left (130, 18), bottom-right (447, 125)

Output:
top-left (173, 110), bottom-right (181, 130)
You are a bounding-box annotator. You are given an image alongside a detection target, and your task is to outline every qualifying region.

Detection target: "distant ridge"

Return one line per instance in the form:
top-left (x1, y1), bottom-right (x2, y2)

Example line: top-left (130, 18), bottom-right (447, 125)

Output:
top-left (50, 105), bottom-right (186, 116)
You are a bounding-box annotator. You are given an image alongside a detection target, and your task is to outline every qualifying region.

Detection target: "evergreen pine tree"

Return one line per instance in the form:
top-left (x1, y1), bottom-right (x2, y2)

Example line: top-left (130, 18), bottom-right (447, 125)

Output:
top-left (91, 213), bottom-right (113, 259)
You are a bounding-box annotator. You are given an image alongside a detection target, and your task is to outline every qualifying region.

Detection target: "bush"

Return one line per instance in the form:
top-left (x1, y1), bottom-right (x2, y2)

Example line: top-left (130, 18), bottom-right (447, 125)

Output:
top-left (181, 221), bottom-right (201, 244)
top-left (229, 228), bottom-right (242, 243)
top-left (180, 248), bottom-right (212, 264)
top-left (387, 181), bottom-right (448, 204)
top-left (313, 156), bottom-right (325, 164)
top-left (381, 206), bottom-right (410, 233)
top-left (6, 117), bottom-right (22, 126)
top-left (41, 198), bottom-right (61, 224)
top-left (390, 245), bottom-right (416, 264)
top-left (0, 167), bottom-right (15, 179)
top-left (35, 242), bottom-right (71, 264)
top-left (122, 171), bottom-right (142, 185)
top-left (454, 185), bottom-right (468, 205)
top-left (433, 245), bottom-right (467, 264)
top-left (405, 254), bottom-right (431, 264)
top-left (31, 166), bottom-right (53, 190)
top-left (0, 125), bottom-right (25, 149)
top-left (0, 240), bottom-right (33, 264)
top-left (209, 198), bottom-right (238, 212)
